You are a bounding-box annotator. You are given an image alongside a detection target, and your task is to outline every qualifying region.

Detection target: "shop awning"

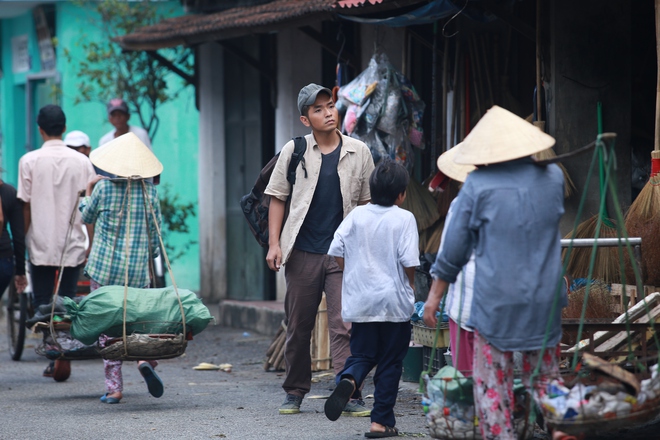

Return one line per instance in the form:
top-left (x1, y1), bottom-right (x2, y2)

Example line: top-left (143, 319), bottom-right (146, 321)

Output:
top-left (117, 0), bottom-right (337, 51)
top-left (117, 0), bottom-right (433, 51)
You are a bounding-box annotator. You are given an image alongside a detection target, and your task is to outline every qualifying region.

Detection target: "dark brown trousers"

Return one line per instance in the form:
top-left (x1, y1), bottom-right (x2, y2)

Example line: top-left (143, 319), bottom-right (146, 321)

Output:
top-left (282, 249), bottom-right (351, 397)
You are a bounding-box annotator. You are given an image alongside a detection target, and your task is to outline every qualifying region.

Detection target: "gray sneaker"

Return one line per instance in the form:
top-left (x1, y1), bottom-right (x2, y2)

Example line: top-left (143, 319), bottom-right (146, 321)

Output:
top-left (279, 393), bottom-right (302, 414)
top-left (342, 398), bottom-right (371, 417)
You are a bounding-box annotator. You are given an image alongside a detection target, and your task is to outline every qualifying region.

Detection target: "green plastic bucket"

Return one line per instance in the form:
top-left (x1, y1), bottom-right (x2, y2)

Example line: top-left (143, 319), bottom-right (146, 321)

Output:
top-left (402, 345), bottom-right (423, 382)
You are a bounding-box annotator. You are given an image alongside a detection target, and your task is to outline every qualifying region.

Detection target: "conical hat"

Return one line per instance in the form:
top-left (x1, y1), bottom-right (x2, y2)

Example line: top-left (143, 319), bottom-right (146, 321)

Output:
top-left (90, 132), bottom-right (162, 178)
top-left (454, 105), bottom-right (556, 165)
top-left (436, 143), bottom-right (475, 183)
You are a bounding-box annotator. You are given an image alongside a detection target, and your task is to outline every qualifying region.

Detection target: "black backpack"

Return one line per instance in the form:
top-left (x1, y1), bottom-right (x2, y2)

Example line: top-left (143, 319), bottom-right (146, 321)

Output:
top-left (240, 137), bottom-right (307, 247)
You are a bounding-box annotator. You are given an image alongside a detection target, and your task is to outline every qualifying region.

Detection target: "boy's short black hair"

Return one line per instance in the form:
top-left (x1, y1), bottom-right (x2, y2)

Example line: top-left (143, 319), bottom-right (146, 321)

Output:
top-left (369, 159), bottom-right (410, 206)
top-left (37, 104), bottom-right (66, 136)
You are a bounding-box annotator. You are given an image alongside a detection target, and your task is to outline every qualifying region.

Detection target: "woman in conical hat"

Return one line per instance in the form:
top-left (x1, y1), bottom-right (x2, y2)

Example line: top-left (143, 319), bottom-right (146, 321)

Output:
top-left (424, 106), bottom-right (566, 440)
top-left (80, 132), bottom-right (165, 404)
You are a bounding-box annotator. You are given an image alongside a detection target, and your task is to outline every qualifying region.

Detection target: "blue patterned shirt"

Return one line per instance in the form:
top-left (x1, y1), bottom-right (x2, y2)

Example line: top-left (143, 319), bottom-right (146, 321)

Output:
top-left (80, 179), bottom-right (161, 287)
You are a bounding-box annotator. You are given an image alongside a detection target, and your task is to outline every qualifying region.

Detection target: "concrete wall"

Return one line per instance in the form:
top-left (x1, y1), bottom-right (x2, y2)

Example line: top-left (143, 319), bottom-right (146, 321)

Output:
top-left (0, 1), bottom-right (201, 291)
top-left (549, 0), bottom-right (631, 234)
top-left (198, 42), bottom-right (227, 302)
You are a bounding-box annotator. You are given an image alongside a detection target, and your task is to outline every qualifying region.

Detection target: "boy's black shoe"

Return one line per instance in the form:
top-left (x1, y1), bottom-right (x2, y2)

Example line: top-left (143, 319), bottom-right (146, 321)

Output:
top-left (324, 378), bottom-right (355, 421)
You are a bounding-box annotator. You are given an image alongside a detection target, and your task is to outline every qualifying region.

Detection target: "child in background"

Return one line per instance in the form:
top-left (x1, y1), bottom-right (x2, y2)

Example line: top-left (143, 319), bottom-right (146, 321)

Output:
top-left (325, 160), bottom-right (419, 438)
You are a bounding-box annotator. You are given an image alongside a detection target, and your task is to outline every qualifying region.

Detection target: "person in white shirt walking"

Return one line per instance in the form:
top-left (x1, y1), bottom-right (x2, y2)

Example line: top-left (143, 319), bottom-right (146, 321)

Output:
top-left (325, 159), bottom-right (419, 438)
top-left (18, 105), bottom-right (96, 381)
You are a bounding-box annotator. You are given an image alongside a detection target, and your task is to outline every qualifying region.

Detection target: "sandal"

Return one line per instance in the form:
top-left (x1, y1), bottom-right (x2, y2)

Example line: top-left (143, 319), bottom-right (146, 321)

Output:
top-left (100, 393), bottom-right (121, 404)
top-left (139, 363), bottom-right (164, 398)
top-left (324, 378), bottom-right (355, 421)
top-left (365, 426), bottom-right (399, 438)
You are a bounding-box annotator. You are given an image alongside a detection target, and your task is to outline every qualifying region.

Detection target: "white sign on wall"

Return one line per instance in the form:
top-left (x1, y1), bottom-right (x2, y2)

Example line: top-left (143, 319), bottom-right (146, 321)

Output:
top-left (12, 35), bottom-right (30, 73)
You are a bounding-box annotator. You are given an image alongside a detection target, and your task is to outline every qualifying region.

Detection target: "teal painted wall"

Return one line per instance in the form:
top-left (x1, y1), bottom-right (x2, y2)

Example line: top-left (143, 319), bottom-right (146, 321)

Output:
top-left (1, 1), bottom-right (200, 291)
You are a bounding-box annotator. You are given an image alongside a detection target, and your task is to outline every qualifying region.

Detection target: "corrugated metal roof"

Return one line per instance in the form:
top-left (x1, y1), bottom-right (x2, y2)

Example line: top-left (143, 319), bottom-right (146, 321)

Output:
top-left (117, 0), bottom-right (336, 51)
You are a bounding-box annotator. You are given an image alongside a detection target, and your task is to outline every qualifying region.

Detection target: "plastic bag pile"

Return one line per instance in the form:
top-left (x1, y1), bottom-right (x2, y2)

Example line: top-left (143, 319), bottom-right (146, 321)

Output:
top-left (539, 364), bottom-right (660, 422)
top-left (423, 366), bottom-right (533, 439)
top-left (337, 53), bottom-right (425, 170)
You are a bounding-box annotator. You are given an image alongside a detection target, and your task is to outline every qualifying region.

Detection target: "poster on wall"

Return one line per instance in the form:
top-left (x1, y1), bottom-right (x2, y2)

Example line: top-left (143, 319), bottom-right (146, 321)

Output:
top-left (12, 35), bottom-right (30, 74)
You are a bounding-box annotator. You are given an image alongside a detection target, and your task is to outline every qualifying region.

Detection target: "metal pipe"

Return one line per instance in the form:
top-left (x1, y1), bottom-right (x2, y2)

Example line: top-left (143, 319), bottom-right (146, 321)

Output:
top-left (560, 237), bottom-right (642, 247)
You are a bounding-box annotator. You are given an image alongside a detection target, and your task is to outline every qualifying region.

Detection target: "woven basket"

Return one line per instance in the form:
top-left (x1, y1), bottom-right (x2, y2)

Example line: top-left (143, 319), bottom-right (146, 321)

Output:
top-left (544, 395), bottom-right (660, 436)
top-left (413, 322), bottom-right (451, 347)
top-left (34, 323), bottom-right (102, 361)
top-left (100, 333), bottom-right (187, 361)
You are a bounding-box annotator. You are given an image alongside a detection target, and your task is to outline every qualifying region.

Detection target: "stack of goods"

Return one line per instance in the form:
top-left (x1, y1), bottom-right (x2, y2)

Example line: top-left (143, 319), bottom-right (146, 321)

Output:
top-left (540, 353), bottom-right (660, 432)
top-left (28, 297), bottom-right (99, 360)
top-left (336, 53), bottom-right (426, 170)
top-left (423, 366), bottom-right (533, 439)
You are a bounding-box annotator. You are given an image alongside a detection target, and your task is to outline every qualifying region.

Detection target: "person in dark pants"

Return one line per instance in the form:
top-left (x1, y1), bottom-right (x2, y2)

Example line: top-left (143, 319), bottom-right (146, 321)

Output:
top-left (0, 179), bottom-right (27, 299)
top-left (17, 105), bottom-right (96, 381)
top-left (325, 160), bottom-right (420, 438)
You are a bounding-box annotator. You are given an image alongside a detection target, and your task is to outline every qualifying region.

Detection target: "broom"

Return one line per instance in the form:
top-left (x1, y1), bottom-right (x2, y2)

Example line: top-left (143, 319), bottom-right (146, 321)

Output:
top-left (401, 177), bottom-right (441, 232)
top-left (624, 0), bottom-right (660, 286)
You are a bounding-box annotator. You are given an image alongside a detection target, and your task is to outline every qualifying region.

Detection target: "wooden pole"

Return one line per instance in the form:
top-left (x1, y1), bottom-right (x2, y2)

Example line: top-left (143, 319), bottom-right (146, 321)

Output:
top-left (535, 0), bottom-right (544, 130)
top-left (655, 0), bottom-right (660, 154)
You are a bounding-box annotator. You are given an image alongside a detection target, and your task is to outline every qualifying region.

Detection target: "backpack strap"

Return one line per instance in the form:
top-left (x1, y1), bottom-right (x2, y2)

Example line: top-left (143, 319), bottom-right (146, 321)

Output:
top-left (287, 136), bottom-right (307, 185)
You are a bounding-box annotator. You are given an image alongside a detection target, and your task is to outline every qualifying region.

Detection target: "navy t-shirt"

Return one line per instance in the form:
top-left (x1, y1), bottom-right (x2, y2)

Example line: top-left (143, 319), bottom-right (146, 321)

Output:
top-left (294, 140), bottom-right (344, 254)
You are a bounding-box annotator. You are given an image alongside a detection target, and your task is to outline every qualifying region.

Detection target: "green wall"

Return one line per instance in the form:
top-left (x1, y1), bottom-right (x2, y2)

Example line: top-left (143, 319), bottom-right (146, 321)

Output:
top-left (1, 1), bottom-right (200, 291)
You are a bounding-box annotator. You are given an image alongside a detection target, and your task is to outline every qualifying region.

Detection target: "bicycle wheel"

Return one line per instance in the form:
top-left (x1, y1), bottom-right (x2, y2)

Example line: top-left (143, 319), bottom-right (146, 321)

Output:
top-left (7, 282), bottom-right (27, 361)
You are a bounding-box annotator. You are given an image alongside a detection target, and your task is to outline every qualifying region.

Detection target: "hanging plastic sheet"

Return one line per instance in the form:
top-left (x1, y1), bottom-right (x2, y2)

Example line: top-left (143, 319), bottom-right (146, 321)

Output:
top-left (338, 53), bottom-right (425, 170)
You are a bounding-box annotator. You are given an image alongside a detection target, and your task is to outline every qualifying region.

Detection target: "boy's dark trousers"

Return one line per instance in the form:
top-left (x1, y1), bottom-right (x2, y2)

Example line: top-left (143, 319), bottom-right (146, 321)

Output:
top-left (337, 321), bottom-right (411, 427)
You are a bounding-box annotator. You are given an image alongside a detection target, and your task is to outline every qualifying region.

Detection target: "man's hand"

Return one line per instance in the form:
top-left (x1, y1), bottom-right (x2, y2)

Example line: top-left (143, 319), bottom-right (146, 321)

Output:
top-left (86, 175), bottom-right (107, 196)
top-left (14, 275), bottom-right (27, 294)
top-left (266, 244), bottom-right (283, 272)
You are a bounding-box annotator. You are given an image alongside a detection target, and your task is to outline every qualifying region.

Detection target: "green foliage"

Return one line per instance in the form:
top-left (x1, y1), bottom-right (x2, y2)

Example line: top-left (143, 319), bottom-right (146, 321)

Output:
top-left (64, 0), bottom-right (193, 141)
top-left (159, 184), bottom-right (197, 264)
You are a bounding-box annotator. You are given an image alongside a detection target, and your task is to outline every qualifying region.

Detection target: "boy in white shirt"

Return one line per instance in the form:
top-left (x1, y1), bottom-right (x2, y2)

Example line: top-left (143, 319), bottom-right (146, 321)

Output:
top-left (325, 160), bottom-right (419, 438)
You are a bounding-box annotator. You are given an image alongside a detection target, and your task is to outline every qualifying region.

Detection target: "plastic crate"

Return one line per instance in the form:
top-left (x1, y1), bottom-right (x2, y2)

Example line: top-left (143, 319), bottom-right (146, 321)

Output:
top-left (422, 346), bottom-right (447, 377)
top-left (412, 322), bottom-right (451, 347)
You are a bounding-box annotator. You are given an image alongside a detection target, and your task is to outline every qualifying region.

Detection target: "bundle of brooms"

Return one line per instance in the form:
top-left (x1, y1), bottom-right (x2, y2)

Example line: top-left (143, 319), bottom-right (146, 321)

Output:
top-left (624, 0), bottom-right (660, 286)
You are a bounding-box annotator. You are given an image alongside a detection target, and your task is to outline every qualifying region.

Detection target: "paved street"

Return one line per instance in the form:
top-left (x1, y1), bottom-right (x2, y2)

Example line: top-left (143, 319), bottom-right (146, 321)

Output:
top-left (0, 311), bottom-right (429, 440)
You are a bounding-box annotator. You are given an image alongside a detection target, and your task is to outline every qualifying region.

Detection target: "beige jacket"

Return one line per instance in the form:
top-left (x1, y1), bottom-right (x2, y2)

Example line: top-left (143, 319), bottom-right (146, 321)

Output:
top-left (264, 130), bottom-right (374, 265)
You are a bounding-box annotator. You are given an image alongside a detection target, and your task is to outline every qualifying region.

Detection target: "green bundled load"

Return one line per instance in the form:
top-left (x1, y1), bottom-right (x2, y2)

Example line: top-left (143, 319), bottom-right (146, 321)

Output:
top-left (63, 286), bottom-right (214, 345)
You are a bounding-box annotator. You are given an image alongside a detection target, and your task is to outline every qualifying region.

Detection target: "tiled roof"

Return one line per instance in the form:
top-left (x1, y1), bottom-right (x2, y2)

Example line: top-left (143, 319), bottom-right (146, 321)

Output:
top-left (336, 0), bottom-right (384, 8)
top-left (117, 0), bottom-right (337, 50)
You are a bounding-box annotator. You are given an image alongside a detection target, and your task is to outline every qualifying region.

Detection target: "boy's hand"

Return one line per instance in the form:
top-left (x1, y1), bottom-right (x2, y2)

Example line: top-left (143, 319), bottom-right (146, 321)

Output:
top-left (266, 244), bottom-right (282, 272)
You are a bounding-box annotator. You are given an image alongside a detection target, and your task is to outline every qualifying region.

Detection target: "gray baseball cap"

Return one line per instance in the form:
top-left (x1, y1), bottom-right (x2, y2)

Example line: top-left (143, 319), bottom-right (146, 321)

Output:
top-left (297, 83), bottom-right (332, 115)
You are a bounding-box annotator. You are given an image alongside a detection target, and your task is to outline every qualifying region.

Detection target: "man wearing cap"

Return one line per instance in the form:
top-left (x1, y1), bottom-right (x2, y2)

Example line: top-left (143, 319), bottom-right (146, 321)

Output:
top-left (424, 106), bottom-right (566, 440)
top-left (99, 98), bottom-right (152, 149)
top-left (64, 130), bottom-right (92, 157)
top-left (264, 84), bottom-right (374, 415)
top-left (18, 104), bottom-right (96, 381)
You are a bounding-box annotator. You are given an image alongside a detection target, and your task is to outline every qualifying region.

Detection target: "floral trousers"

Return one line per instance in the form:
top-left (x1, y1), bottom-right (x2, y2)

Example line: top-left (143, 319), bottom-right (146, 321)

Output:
top-left (473, 331), bottom-right (561, 440)
top-left (91, 280), bottom-right (157, 394)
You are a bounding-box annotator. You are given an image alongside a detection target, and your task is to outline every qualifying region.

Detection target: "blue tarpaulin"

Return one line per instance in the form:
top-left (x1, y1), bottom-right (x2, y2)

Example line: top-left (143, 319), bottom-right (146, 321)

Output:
top-left (338, 0), bottom-right (504, 27)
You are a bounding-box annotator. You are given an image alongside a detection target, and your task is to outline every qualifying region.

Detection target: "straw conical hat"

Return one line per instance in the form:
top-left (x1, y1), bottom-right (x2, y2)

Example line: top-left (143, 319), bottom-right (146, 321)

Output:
top-left (454, 105), bottom-right (556, 165)
top-left (90, 132), bottom-right (162, 178)
top-left (436, 144), bottom-right (475, 183)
